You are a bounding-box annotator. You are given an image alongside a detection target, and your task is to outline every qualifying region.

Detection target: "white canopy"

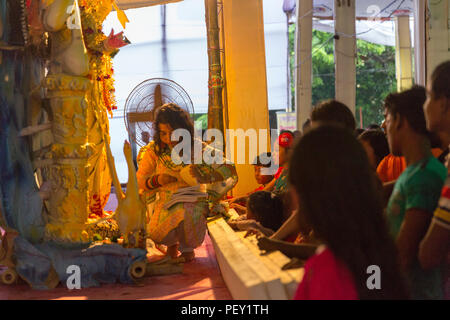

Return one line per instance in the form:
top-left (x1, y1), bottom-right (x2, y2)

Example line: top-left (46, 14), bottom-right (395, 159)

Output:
top-left (116, 0), bottom-right (415, 18)
top-left (116, 0), bottom-right (183, 10)
top-left (311, 0), bottom-right (414, 19)
top-left (313, 18), bottom-right (414, 47)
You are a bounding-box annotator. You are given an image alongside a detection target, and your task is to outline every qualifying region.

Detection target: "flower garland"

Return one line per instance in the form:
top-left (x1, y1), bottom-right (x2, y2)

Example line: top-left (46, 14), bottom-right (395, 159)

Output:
top-left (79, 0), bottom-right (118, 116)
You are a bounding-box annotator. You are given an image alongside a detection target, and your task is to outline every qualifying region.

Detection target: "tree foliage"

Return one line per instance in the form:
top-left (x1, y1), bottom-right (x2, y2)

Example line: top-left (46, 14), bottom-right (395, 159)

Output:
top-left (289, 26), bottom-right (397, 127)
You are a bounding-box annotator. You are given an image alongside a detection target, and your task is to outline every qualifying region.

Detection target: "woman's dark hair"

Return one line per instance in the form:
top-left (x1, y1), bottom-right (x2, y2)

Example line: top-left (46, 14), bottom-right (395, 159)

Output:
top-left (302, 118), bottom-right (311, 133)
top-left (153, 103), bottom-right (194, 155)
top-left (384, 86), bottom-right (428, 136)
top-left (247, 191), bottom-right (284, 231)
top-left (253, 152), bottom-right (272, 168)
top-left (367, 123), bottom-right (381, 130)
top-left (358, 129), bottom-right (390, 168)
top-left (355, 128), bottom-right (365, 136)
top-left (431, 60), bottom-right (450, 99)
top-left (289, 125), bottom-right (409, 299)
top-left (311, 99), bottom-right (356, 131)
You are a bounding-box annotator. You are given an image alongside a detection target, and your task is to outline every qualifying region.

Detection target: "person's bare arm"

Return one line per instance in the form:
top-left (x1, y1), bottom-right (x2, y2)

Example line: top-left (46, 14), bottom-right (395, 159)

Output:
top-left (257, 237), bottom-right (318, 260)
top-left (262, 178), bottom-right (276, 192)
top-left (418, 221), bottom-right (450, 270)
top-left (270, 210), bottom-right (300, 240)
top-left (396, 208), bottom-right (432, 270)
top-left (229, 203), bottom-right (247, 215)
top-left (228, 220), bottom-right (274, 237)
top-left (226, 195), bottom-right (247, 204)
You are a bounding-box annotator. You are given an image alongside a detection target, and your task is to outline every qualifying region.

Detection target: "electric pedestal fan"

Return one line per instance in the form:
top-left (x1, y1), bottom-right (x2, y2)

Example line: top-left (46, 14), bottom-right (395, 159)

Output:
top-left (124, 78), bottom-right (195, 160)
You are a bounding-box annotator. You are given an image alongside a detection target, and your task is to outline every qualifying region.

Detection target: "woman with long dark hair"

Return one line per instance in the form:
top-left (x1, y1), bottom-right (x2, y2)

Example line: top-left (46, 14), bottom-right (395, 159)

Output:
top-left (289, 125), bottom-right (409, 299)
top-left (137, 103), bottom-right (237, 261)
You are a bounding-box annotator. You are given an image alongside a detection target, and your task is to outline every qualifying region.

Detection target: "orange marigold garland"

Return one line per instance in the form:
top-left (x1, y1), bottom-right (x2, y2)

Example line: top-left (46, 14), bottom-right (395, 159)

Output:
top-left (79, 0), bottom-right (119, 117)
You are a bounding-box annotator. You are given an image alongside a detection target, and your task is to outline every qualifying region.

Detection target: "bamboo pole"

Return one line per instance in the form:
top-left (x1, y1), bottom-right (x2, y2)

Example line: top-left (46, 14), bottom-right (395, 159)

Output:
top-left (205, 0), bottom-right (224, 137)
top-left (217, 0), bottom-right (229, 135)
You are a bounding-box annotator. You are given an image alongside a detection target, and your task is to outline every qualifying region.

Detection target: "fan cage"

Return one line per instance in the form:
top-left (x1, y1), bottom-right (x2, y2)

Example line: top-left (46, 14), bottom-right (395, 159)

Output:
top-left (124, 78), bottom-right (195, 148)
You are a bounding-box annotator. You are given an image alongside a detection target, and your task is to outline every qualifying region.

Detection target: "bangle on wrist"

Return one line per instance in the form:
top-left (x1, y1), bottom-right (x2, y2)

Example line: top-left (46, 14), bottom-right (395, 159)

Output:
top-left (147, 175), bottom-right (162, 189)
top-left (146, 175), bottom-right (161, 189)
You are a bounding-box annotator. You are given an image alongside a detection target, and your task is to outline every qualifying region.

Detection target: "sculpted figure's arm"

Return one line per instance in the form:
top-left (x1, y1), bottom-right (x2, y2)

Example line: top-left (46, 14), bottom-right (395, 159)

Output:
top-left (42, 0), bottom-right (75, 32)
top-left (42, 0), bottom-right (89, 76)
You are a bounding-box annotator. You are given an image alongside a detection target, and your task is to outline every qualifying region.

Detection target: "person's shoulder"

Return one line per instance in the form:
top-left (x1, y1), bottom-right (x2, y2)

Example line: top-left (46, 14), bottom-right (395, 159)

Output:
top-left (143, 141), bottom-right (158, 159)
top-left (146, 141), bottom-right (158, 152)
top-left (396, 158), bottom-right (446, 207)
top-left (377, 154), bottom-right (399, 172)
top-left (304, 246), bottom-right (331, 269)
top-left (139, 143), bottom-right (151, 153)
top-left (402, 156), bottom-right (446, 184)
top-left (426, 156), bottom-right (448, 179)
top-left (304, 247), bottom-right (356, 291)
top-left (409, 157), bottom-right (447, 186)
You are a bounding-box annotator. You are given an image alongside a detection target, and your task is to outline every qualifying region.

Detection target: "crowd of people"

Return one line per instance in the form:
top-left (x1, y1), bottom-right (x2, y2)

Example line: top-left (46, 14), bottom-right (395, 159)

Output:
top-left (135, 61), bottom-right (450, 300)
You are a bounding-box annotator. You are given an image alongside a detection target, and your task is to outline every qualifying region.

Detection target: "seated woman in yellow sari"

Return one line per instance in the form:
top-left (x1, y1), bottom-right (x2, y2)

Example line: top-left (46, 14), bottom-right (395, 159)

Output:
top-left (137, 104), bottom-right (238, 261)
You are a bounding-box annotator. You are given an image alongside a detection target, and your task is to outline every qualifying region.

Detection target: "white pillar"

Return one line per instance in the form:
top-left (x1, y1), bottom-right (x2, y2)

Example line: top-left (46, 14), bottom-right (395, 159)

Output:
top-left (334, 0), bottom-right (356, 115)
top-left (395, 15), bottom-right (413, 92)
top-left (413, 0), bottom-right (426, 86)
top-left (294, 0), bottom-right (313, 130)
top-left (426, 0), bottom-right (450, 81)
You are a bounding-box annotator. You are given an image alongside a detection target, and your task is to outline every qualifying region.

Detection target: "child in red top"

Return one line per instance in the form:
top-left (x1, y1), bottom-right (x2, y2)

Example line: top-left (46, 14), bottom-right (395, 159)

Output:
top-left (288, 125), bottom-right (409, 300)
